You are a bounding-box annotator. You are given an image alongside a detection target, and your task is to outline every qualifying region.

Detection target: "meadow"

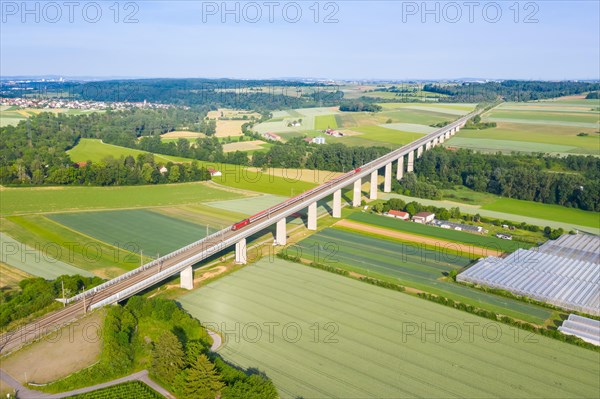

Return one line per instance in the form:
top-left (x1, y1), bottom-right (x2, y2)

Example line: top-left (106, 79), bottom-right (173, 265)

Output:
top-left (482, 197), bottom-right (600, 229)
top-left (0, 262), bottom-right (32, 290)
top-left (0, 232), bottom-right (94, 279)
top-left (314, 114), bottom-right (338, 130)
top-left (1, 216), bottom-right (144, 278)
top-left (295, 228), bottom-right (549, 323)
top-left (0, 107), bottom-right (101, 127)
top-left (0, 181), bottom-right (243, 216)
top-left (179, 259), bottom-right (599, 399)
top-left (68, 138), bottom-right (194, 164)
top-left (49, 209), bottom-right (217, 256)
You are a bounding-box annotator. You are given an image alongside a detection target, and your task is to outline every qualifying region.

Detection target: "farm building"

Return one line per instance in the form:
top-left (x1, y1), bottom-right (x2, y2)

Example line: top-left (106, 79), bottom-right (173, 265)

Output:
top-left (325, 128), bottom-right (343, 137)
top-left (558, 314), bottom-right (600, 346)
top-left (432, 219), bottom-right (483, 233)
top-left (207, 168), bottom-right (222, 177)
top-left (412, 212), bottom-right (435, 224)
top-left (263, 132), bottom-right (282, 141)
top-left (495, 233), bottom-right (513, 240)
top-left (303, 136), bottom-right (326, 145)
top-left (386, 210), bottom-right (410, 220)
top-left (457, 233), bottom-right (600, 316)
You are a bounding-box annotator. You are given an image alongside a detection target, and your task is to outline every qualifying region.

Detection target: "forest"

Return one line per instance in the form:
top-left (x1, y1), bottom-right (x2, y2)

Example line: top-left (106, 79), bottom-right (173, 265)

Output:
top-left (1, 78), bottom-right (344, 111)
top-left (411, 148), bottom-right (600, 211)
top-left (424, 81), bottom-right (600, 102)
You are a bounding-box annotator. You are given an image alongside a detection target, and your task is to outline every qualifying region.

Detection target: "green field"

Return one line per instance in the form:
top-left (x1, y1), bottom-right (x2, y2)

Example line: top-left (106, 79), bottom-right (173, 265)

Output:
top-left (485, 109), bottom-right (599, 127)
top-left (0, 182), bottom-right (243, 216)
top-left (450, 122), bottom-right (599, 154)
top-left (1, 215), bottom-right (144, 278)
top-left (314, 114), bottom-right (338, 130)
top-left (295, 228), bottom-right (549, 323)
top-left (179, 259), bottom-right (599, 399)
top-left (482, 197), bottom-right (600, 229)
top-left (49, 209), bottom-right (216, 256)
top-left (348, 213), bottom-right (531, 250)
top-left (67, 381), bottom-right (162, 399)
top-left (206, 194), bottom-right (288, 216)
top-left (349, 125), bottom-right (426, 146)
top-left (0, 108), bottom-right (101, 127)
top-left (447, 100), bottom-right (600, 155)
top-left (212, 172), bottom-right (316, 197)
top-left (0, 232), bottom-right (95, 279)
top-left (68, 138), bottom-right (194, 164)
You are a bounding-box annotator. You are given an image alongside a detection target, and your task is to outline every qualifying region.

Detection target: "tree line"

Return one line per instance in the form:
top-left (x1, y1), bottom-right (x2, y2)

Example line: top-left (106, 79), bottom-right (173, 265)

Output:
top-left (412, 148), bottom-right (600, 211)
top-left (424, 81), bottom-right (600, 102)
top-left (0, 275), bottom-right (104, 329)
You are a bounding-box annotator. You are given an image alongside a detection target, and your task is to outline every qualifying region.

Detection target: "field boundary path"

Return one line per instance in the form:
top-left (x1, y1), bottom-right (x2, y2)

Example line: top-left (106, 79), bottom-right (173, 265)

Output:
top-left (0, 369), bottom-right (174, 399)
top-left (335, 219), bottom-right (505, 257)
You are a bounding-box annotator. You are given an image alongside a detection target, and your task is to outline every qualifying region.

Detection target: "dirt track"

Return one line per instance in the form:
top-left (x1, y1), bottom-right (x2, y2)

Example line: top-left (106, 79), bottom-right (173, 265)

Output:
top-left (335, 220), bottom-right (504, 258)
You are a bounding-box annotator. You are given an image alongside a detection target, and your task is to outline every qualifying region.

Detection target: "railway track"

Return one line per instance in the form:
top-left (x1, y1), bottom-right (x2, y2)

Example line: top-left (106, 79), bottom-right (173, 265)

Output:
top-left (0, 110), bottom-right (479, 356)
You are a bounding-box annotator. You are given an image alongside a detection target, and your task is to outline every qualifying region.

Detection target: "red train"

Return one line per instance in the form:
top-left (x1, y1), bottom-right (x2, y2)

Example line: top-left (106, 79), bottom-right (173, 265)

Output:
top-left (230, 167), bottom-right (362, 231)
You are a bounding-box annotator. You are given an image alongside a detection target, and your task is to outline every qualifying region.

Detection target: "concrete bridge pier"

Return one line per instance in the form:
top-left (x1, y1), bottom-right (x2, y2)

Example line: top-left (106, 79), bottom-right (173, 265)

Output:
top-left (307, 201), bottom-right (317, 230)
top-left (426, 141), bottom-right (431, 151)
top-left (333, 189), bottom-right (342, 218)
top-left (407, 151), bottom-right (414, 173)
top-left (353, 179), bottom-right (362, 207)
top-left (445, 131), bottom-right (450, 140)
top-left (383, 162), bottom-right (392, 193)
top-left (276, 218), bottom-right (287, 245)
top-left (439, 134), bottom-right (445, 144)
top-left (180, 266), bottom-right (194, 290)
top-left (235, 238), bottom-right (247, 264)
top-left (396, 156), bottom-right (404, 180)
top-left (417, 146), bottom-right (423, 158)
top-left (369, 171), bottom-right (378, 200)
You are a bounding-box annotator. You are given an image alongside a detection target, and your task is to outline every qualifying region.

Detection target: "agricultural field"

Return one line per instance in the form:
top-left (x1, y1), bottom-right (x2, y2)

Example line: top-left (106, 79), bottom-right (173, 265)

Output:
top-left (67, 382), bottom-right (163, 399)
top-left (222, 139), bottom-right (270, 153)
top-left (160, 130), bottom-right (205, 139)
top-left (0, 232), bottom-right (95, 279)
top-left (211, 170), bottom-right (317, 197)
top-left (1, 216), bottom-right (144, 278)
top-left (0, 107), bottom-right (101, 127)
top-left (349, 125), bottom-right (426, 146)
top-left (447, 99), bottom-right (600, 155)
top-left (347, 212), bottom-right (532, 250)
top-left (0, 181), bottom-right (243, 216)
top-left (295, 227), bottom-right (549, 323)
top-left (49, 209), bottom-right (217, 256)
top-left (314, 114), bottom-right (338, 130)
top-left (481, 197), bottom-right (600, 229)
top-left (0, 262), bottom-right (32, 290)
top-left (215, 119), bottom-right (246, 137)
top-left (207, 108), bottom-right (261, 120)
top-left (68, 138), bottom-right (194, 164)
top-left (179, 259), bottom-right (598, 399)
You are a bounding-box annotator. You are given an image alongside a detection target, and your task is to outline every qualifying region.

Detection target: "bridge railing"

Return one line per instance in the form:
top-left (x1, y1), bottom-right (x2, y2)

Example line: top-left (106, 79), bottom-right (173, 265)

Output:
top-left (71, 109), bottom-right (482, 305)
top-left (66, 228), bottom-right (229, 303)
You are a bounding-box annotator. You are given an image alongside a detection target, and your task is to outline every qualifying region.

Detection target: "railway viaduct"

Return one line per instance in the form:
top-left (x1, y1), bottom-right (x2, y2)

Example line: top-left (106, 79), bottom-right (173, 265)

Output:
top-left (0, 109), bottom-right (480, 354)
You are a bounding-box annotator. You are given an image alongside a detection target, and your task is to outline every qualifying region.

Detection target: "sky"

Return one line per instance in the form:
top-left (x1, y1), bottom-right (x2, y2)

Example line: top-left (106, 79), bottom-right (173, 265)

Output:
top-left (1, 1), bottom-right (599, 80)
